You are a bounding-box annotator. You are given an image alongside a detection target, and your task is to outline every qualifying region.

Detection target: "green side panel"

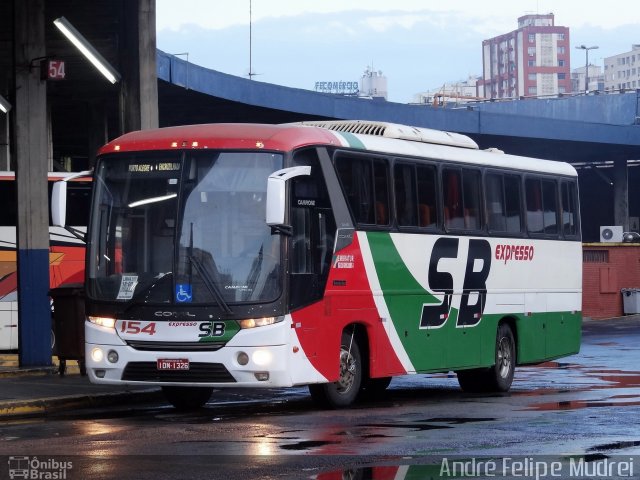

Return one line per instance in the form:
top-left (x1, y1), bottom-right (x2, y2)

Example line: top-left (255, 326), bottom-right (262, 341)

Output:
top-left (365, 232), bottom-right (582, 371)
top-left (517, 311), bottom-right (582, 364)
top-left (336, 131), bottom-right (367, 150)
top-left (366, 232), bottom-right (489, 371)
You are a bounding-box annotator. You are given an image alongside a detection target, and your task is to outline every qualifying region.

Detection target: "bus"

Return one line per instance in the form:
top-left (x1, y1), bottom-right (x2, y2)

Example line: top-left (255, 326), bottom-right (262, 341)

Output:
top-left (0, 172), bottom-right (91, 351)
top-left (52, 121), bottom-right (581, 409)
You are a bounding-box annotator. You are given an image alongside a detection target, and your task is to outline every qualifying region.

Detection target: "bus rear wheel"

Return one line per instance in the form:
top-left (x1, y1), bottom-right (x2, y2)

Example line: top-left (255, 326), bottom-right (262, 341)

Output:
top-left (457, 323), bottom-right (515, 393)
top-left (162, 386), bottom-right (213, 410)
top-left (309, 331), bottom-right (362, 408)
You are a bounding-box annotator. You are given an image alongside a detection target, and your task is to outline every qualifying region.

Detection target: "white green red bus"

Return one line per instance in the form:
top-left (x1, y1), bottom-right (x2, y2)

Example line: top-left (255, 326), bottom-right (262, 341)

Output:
top-left (52, 120), bottom-right (581, 409)
top-left (0, 172), bottom-right (90, 351)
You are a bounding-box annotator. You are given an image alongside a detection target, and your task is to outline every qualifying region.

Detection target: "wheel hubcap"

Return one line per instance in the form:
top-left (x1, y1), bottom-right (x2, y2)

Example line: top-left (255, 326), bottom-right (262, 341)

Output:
top-left (497, 337), bottom-right (512, 378)
top-left (337, 348), bottom-right (356, 394)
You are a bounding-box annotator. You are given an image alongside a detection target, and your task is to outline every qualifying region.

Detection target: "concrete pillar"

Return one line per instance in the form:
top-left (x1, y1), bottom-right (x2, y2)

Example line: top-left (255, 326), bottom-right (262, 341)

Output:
top-left (613, 158), bottom-right (629, 231)
top-left (14, 0), bottom-right (51, 366)
top-left (120, 0), bottom-right (158, 134)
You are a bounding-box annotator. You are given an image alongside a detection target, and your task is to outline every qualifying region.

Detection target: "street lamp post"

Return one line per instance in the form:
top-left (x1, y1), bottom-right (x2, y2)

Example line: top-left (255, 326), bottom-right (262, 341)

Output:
top-left (576, 44), bottom-right (599, 94)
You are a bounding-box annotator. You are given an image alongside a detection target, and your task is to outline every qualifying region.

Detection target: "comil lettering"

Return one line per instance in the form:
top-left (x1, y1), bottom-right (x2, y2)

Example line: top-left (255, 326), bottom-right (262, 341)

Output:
top-left (495, 244), bottom-right (534, 264)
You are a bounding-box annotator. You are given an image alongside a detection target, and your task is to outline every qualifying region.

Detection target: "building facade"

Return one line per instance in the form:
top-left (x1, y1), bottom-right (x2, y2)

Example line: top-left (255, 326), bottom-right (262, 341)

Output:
top-left (571, 65), bottom-right (604, 93)
top-left (479, 14), bottom-right (571, 99)
top-left (604, 45), bottom-right (640, 92)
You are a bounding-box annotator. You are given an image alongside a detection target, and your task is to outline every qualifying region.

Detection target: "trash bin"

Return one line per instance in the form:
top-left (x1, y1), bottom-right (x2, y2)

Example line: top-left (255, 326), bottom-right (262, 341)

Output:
top-left (49, 283), bottom-right (86, 376)
top-left (621, 288), bottom-right (640, 315)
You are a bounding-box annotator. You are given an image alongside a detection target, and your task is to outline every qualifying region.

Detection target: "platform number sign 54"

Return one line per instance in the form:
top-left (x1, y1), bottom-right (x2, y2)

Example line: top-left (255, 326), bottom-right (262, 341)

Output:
top-left (420, 238), bottom-right (492, 329)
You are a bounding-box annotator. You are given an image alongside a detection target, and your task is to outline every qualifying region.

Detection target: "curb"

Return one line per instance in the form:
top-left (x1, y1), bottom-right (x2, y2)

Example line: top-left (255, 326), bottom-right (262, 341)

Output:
top-left (0, 388), bottom-right (163, 419)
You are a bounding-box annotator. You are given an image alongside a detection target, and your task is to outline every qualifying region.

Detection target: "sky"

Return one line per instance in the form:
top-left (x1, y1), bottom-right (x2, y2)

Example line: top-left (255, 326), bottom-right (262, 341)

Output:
top-left (156, 1), bottom-right (640, 103)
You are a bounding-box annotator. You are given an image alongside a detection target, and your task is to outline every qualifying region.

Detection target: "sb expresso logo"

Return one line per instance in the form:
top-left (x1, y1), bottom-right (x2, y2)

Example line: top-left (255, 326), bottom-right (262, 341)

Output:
top-left (420, 238), bottom-right (491, 329)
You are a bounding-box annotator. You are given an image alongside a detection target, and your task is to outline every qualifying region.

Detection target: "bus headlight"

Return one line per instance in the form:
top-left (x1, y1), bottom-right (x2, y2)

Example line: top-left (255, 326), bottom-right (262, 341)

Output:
top-left (88, 316), bottom-right (116, 329)
top-left (239, 316), bottom-right (283, 329)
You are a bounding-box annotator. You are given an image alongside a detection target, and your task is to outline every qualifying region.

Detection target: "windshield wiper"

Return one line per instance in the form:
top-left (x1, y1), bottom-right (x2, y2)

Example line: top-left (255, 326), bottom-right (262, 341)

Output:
top-left (188, 254), bottom-right (233, 314)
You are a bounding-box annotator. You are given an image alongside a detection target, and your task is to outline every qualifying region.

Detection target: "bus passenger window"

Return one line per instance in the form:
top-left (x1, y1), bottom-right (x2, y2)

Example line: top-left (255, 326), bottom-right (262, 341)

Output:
top-left (373, 160), bottom-right (390, 226)
top-left (525, 178), bottom-right (544, 234)
top-left (394, 164), bottom-right (418, 227)
top-left (336, 155), bottom-right (390, 227)
top-left (417, 165), bottom-right (437, 228)
top-left (542, 179), bottom-right (558, 234)
top-left (486, 173), bottom-right (522, 234)
top-left (462, 169), bottom-right (481, 230)
top-left (443, 169), bottom-right (463, 229)
top-left (561, 181), bottom-right (579, 237)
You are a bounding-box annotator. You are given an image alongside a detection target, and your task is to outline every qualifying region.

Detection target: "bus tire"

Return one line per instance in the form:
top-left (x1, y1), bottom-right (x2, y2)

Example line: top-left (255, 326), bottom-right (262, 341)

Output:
top-left (162, 386), bottom-right (213, 410)
top-left (456, 323), bottom-right (515, 393)
top-left (308, 331), bottom-right (362, 408)
top-left (490, 322), bottom-right (516, 392)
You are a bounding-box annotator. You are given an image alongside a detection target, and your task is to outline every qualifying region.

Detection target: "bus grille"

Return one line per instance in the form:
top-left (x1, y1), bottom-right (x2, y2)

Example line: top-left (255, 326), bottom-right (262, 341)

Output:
top-left (121, 362), bottom-right (236, 383)
top-left (125, 340), bottom-right (226, 352)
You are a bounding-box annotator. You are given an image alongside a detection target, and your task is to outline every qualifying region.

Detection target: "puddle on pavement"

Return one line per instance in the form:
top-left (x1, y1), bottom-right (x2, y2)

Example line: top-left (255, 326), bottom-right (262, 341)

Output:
top-left (517, 362), bottom-right (640, 411)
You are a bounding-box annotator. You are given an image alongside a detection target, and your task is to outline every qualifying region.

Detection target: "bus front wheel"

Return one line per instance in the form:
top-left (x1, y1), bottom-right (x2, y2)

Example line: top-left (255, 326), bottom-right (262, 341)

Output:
top-left (309, 331), bottom-right (362, 408)
top-left (162, 386), bottom-right (213, 410)
top-left (457, 323), bottom-right (515, 393)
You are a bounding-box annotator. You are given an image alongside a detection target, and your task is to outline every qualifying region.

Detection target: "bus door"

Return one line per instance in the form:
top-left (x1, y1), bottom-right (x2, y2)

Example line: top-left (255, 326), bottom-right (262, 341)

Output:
top-left (288, 150), bottom-right (336, 312)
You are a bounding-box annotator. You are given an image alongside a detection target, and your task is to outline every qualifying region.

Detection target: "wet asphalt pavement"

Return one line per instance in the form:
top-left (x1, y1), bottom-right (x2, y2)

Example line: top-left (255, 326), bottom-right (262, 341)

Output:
top-left (0, 317), bottom-right (639, 479)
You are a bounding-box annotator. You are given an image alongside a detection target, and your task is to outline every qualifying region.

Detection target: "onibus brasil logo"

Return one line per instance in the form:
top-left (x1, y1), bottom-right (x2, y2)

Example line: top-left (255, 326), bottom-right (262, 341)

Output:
top-left (8, 456), bottom-right (73, 479)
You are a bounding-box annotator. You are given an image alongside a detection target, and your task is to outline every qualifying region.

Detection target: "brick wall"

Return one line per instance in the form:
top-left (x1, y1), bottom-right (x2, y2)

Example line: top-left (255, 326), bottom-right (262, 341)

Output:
top-left (582, 244), bottom-right (640, 319)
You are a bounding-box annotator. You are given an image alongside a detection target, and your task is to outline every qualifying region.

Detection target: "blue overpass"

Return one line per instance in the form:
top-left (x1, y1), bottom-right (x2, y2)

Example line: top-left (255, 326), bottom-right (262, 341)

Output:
top-left (156, 50), bottom-right (640, 241)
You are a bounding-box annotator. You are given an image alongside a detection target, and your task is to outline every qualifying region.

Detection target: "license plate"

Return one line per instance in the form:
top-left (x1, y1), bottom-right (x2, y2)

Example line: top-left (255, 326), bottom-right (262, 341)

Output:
top-left (157, 358), bottom-right (189, 370)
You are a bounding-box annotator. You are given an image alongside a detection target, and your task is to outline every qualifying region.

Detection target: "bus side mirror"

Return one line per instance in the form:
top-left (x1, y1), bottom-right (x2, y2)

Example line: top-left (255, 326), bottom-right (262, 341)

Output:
top-left (51, 181), bottom-right (67, 227)
top-left (266, 166), bottom-right (311, 227)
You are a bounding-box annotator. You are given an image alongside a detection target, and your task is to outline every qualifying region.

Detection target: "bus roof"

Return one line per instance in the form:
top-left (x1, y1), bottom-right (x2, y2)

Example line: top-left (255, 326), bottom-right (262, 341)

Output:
top-left (99, 121), bottom-right (577, 177)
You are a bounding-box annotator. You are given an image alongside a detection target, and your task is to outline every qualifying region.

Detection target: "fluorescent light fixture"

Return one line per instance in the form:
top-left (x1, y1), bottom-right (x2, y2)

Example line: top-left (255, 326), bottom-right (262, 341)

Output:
top-left (128, 193), bottom-right (177, 208)
top-left (53, 16), bottom-right (121, 84)
top-left (0, 95), bottom-right (11, 114)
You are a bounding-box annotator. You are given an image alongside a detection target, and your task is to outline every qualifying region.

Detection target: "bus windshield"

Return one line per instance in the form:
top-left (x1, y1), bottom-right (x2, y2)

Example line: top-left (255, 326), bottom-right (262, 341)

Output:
top-left (87, 150), bottom-right (283, 306)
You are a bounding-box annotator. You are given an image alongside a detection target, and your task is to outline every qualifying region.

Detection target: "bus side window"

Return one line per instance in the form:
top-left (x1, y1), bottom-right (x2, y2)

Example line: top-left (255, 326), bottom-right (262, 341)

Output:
top-left (526, 177), bottom-right (558, 235)
top-left (394, 163), bottom-right (418, 227)
top-left (443, 168), bottom-right (463, 229)
top-left (417, 165), bottom-right (437, 228)
top-left (561, 180), bottom-right (579, 237)
top-left (541, 179), bottom-right (558, 234)
top-left (336, 155), bottom-right (390, 227)
top-left (462, 169), bottom-right (481, 230)
top-left (525, 178), bottom-right (543, 234)
top-left (486, 172), bottom-right (522, 234)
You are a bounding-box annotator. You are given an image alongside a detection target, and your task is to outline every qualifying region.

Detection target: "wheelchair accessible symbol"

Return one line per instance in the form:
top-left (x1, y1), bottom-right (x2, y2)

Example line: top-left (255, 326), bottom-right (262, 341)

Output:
top-left (176, 284), bottom-right (193, 303)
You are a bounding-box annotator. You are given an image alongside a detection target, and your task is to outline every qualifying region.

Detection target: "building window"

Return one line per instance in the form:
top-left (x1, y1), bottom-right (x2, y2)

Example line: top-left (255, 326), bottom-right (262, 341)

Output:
top-left (528, 47), bottom-right (536, 56)
top-left (558, 60), bottom-right (565, 67)
top-left (528, 60), bottom-right (536, 67)
top-left (558, 46), bottom-right (565, 54)
top-left (528, 73), bottom-right (537, 81)
top-left (528, 87), bottom-right (537, 95)
top-left (528, 34), bottom-right (535, 43)
top-left (558, 33), bottom-right (565, 40)
top-left (558, 73), bottom-right (566, 80)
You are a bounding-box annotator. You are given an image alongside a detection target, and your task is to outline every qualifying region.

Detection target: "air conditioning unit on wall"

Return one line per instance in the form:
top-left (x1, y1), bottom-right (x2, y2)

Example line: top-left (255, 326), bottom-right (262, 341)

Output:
top-left (600, 226), bottom-right (623, 243)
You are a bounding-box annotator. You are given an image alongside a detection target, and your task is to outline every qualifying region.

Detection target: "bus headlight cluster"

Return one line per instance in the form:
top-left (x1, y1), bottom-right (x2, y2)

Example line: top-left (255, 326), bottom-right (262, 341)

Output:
top-left (87, 316), bottom-right (116, 329)
top-left (238, 316), bottom-right (283, 329)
